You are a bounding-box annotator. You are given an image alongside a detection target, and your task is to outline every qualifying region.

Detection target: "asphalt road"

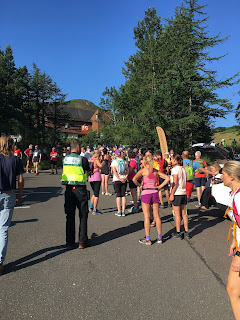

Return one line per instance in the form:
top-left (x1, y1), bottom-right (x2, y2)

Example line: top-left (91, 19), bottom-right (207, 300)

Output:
top-left (0, 170), bottom-right (235, 320)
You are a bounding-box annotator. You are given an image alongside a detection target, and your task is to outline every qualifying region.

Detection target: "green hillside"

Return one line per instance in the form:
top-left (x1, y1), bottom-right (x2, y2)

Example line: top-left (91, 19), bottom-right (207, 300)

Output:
top-left (212, 126), bottom-right (240, 147)
top-left (65, 99), bottom-right (98, 111)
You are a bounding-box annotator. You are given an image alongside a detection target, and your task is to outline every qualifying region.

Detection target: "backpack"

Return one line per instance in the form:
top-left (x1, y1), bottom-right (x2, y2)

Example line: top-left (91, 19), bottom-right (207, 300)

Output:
top-left (183, 160), bottom-right (194, 181)
top-left (116, 159), bottom-right (126, 174)
top-left (134, 159), bottom-right (141, 173)
top-left (195, 159), bottom-right (204, 174)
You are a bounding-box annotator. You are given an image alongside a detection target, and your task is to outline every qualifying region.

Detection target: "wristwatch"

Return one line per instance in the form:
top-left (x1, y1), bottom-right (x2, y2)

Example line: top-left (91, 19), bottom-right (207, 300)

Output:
top-left (235, 251), bottom-right (240, 257)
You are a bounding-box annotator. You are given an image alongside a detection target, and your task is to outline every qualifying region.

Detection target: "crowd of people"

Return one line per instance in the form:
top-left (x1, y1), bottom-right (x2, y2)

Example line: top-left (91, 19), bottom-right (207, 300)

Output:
top-left (0, 137), bottom-right (240, 319)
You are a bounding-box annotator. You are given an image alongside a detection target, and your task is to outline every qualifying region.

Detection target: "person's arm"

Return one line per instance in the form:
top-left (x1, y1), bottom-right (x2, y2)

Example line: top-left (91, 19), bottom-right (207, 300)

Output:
top-left (39, 152), bottom-right (42, 162)
top-left (169, 174), bottom-right (178, 201)
top-left (16, 174), bottom-right (24, 204)
top-left (95, 159), bottom-right (105, 169)
top-left (20, 151), bottom-right (23, 160)
top-left (158, 172), bottom-right (170, 189)
top-left (132, 170), bottom-right (143, 187)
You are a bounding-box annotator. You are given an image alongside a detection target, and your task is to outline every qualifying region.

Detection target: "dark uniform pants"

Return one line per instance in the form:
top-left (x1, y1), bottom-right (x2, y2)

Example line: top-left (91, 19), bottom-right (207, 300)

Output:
top-left (64, 185), bottom-right (89, 245)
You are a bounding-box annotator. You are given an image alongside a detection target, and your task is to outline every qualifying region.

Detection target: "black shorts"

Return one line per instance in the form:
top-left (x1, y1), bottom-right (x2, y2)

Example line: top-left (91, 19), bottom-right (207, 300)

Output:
top-left (171, 195), bottom-right (187, 207)
top-left (51, 160), bottom-right (57, 165)
top-left (113, 181), bottom-right (127, 197)
top-left (90, 181), bottom-right (101, 197)
top-left (33, 157), bottom-right (40, 163)
top-left (26, 156), bottom-right (32, 162)
top-left (129, 180), bottom-right (137, 189)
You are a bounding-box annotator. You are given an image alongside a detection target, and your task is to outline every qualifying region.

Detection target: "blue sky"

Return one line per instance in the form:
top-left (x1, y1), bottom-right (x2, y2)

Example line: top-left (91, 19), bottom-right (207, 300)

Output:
top-left (1, 0), bottom-right (239, 128)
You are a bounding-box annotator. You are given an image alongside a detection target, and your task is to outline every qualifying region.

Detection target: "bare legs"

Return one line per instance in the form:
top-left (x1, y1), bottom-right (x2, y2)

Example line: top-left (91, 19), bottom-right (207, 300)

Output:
top-left (172, 204), bottom-right (188, 233)
top-left (130, 188), bottom-right (138, 209)
top-left (227, 266), bottom-right (240, 320)
top-left (142, 202), bottom-right (161, 237)
top-left (101, 174), bottom-right (110, 194)
top-left (116, 196), bottom-right (126, 212)
top-left (197, 186), bottom-right (205, 204)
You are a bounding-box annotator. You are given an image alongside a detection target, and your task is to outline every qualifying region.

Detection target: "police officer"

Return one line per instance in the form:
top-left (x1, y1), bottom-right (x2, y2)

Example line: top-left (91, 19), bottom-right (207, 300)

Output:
top-left (62, 139), bottom-right (91, 249)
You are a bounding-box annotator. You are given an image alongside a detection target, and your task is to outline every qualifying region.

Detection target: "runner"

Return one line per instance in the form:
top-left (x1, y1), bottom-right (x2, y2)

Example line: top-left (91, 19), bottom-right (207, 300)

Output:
top-left (50, 147), bottom-right (58, 174)
top-left (169, 154), bottom-right (189, 240)
top-left (14, 145), bottom-right (22, 159)
top-left (24, 144), bottom-right (33, 173)
top-left (133, 154), bottom-right (170, 245)
top-left (182, 151), bottom-right (210, 203)
top-left (33, 145), bottom-right (41, 175)
top-left (222, 161), bottom-right (240, 320)
top-left (194, 151), bottom-right (208, 207)
top-left (88, 150), bottom-right (106, 215)
top-left (127, 151), bottom-right (139, 213)
top-left (154, 151), bottom-right (170, 208)
top-left (111, 149), bottom-right (129, 217)
top-left (100, 148), bottom-right (112, 196)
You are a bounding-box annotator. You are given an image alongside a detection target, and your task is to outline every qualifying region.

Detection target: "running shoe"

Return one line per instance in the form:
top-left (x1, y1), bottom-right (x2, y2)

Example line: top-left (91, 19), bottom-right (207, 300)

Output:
top-left (157, 237), bottom-right (163, 244)
top-left (130, 200), bottom-right (134, 204)
top-left (159, 204), bottom-right (165, 209)
top-left (121, 211), bottom-right (126, 217)
top-left (92, 209), bottom-right (102, 215)
top-left (105, 192), bottom-right (113, 196)
top-left (102, 192), bottom-right (105, 195)
top-left (116, 212), bottom-right (122, 217)
top-left (184, 232), bottom-right (191, 239)
top-left (195, 202), bottom-right (201, 208)
top-left (128, 207), bottom-right (139, 213)
top-left (139, 238), bottom-right (152, 246)
top-left (172, 232), bottom-right (182, 240)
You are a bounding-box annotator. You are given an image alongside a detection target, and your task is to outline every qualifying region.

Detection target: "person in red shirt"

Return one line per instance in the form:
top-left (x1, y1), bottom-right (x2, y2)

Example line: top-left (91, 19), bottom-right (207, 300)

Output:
top-left (24, 144), bottom-right (33, 173)
top-left (14, 145), bottom-right (22, 159)
top-left (154, 151), bottom-right (170, 208)
top-left (194, 151), bottom-right (208, 207)
top-left (50, 147), bottom-right (58, 174)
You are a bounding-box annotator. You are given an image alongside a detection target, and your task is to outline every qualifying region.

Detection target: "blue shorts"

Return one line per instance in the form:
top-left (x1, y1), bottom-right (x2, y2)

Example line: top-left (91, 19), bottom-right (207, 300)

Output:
top-left (195, 177), bottom-right (206, 188)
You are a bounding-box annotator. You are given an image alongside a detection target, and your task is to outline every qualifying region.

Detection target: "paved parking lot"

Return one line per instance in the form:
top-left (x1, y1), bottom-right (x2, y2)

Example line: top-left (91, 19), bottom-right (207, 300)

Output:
top-left (0, 170), bottom-right (234, 319)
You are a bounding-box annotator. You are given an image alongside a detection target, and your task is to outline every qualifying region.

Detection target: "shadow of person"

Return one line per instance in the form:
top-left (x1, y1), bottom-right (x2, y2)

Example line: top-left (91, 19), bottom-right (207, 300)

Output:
top-left (4, 244), bottom-right (67, 275)
top-left (90, 221), bottom-right (144, 247)
top-left (10, 219), bottom-right (38, 227)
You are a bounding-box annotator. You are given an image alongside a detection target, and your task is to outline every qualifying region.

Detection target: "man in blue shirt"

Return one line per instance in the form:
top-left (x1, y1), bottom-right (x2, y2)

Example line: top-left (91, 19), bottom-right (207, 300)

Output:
top-left (0, 137), bottom-right (24, 275)
top-left (182, 151), bottom-right (210, 204)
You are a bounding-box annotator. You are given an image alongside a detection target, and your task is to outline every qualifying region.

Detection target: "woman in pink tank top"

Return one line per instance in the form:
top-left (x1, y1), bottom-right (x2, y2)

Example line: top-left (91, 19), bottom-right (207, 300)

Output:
top-left (133, 154), bottom-right (170, 245)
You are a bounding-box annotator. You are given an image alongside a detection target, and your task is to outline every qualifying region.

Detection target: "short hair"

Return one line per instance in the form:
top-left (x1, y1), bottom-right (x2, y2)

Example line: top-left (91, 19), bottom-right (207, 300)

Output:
top-left (70, 139), bottom-right (81, 150)
top-left (0, 136), bottom-right (14, 157)
top-left (154, 150), bottom-right (162, 157)
top-left (128, 151), bottom-right (136, 159)
top-left (195, 151), bottom-right (201, 158)
top-left (103, 148), bottom-right (108, 155)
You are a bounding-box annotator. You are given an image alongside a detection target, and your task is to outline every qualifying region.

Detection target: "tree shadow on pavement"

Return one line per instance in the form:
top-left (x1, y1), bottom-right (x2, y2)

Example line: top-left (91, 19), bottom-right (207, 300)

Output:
top-left (90, 221), bottom-right (144, 246)
top-left (4, 245), bottom-right (67, 275)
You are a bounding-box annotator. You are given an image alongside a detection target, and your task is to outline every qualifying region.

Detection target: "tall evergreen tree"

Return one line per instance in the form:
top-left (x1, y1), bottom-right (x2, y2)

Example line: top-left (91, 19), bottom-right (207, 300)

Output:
top-left (100, 1), bottom-right (239, 151)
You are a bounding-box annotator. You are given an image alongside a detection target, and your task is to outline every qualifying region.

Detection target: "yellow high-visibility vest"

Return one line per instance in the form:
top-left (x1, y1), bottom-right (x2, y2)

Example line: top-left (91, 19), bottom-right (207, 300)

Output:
top-left (61, 154), bottom-right (87, 185)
